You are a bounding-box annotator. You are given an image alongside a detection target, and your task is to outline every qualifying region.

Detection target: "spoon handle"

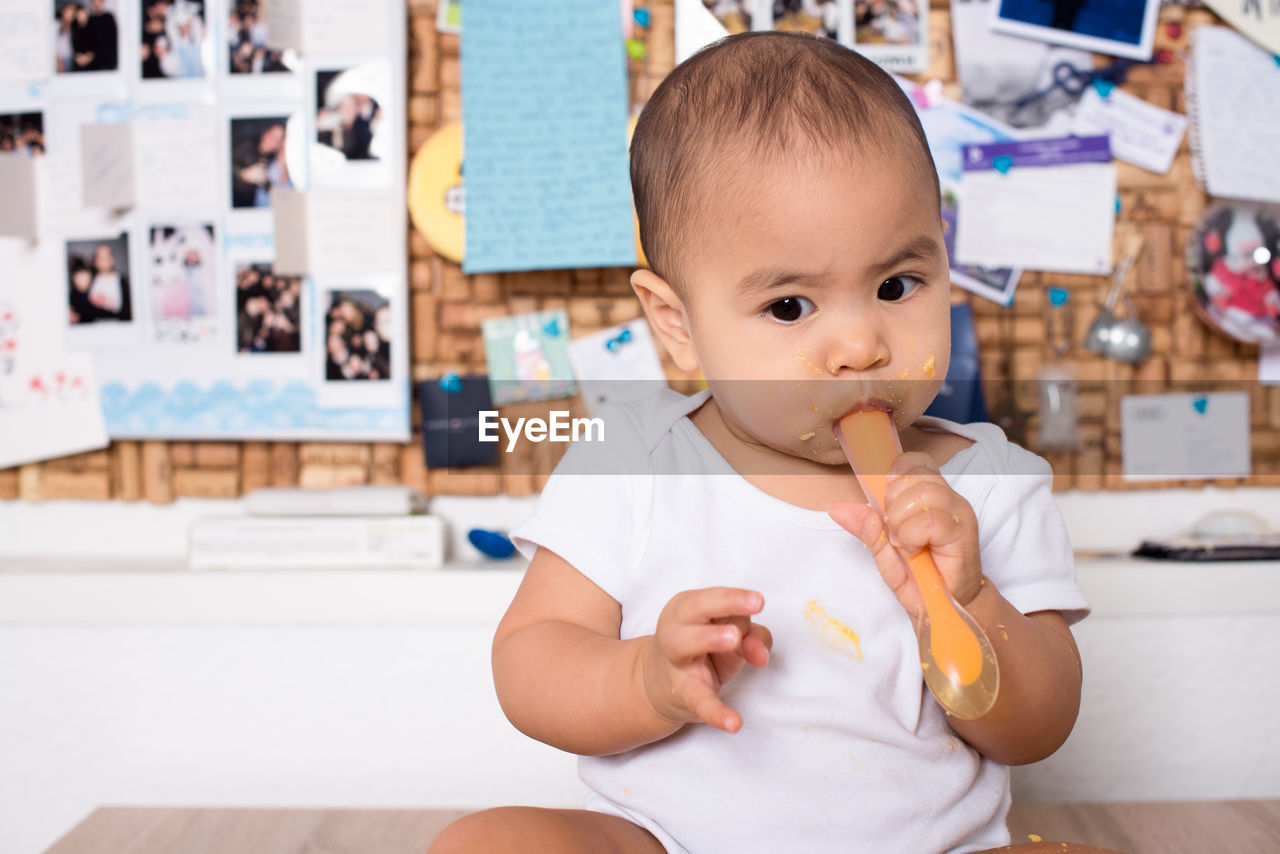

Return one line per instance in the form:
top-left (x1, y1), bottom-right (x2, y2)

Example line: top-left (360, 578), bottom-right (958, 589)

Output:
top-left (835, 410), bottom-right (1000, 719)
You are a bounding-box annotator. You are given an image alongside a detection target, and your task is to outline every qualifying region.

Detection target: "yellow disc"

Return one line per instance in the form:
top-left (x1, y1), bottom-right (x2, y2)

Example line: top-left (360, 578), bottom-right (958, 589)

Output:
top-left (408, 120), bottom-right (464, 264)
top-left (628, 113), bottom-right (648, 268)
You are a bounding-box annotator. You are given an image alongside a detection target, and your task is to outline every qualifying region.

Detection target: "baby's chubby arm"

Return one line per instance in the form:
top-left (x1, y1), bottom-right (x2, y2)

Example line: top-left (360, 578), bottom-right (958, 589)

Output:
top-left (492, 546), bottom-right (772, 757)
top-left (829, 452), bottom-right (1082, 766)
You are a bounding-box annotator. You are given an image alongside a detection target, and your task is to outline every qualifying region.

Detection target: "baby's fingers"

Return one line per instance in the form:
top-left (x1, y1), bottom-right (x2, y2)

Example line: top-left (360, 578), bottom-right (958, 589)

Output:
top-left (686, 682), bottom-right (742, 733)
top-left (742, 622), bottom-right (772, 668)
top-left (660, 622), bottom-right (741, 664)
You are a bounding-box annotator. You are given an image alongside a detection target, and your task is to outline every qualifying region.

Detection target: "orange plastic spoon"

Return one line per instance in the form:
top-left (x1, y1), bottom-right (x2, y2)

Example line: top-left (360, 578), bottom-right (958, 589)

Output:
top-left (835, 409), bottom-right (999, 719)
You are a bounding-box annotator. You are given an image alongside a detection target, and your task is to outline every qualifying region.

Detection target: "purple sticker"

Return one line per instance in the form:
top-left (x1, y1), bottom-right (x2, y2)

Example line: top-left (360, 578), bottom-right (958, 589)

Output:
top-left (961, 136), bottom-right (1112, 172)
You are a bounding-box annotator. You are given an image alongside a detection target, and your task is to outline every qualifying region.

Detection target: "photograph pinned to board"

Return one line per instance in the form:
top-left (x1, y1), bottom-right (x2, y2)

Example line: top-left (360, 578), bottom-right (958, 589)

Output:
top-left (65, 232), bottom-right (131, 327)
top-left (0, 110), bottom-right (45, 156)
top-left (853, 0), bottom-right (927, 73)
top-left (940, 182), bottom-right (1021, 306)
top-left (1186, 201), bottom-right (1280, 345)
top-left (139, 0), bottom-right (212, 81)
top-left (312, 59), bottom-right (392, 188)
top-left (769, 0), bottom-right (849, 43)
top-left (148, 222), bottom-right (218, 345)
top-left (53, 0), bottom-right (120, 74)
top-left (228, 113), bottom-right (300, 210)
top-left (482, 308), bottom-right (576, 405)
top-left (234, 261), bottom-right (302, 354)
top-left (701, 0), bottom-right (752, 34)
top-left (228, 0), bottom-right (296, 75)
top-left (989, 0), bottom-right (1159, 61)
top-left (949, 0), bottom-right (1093, 131)
top-left (324, 287), bottom-right (391, 382)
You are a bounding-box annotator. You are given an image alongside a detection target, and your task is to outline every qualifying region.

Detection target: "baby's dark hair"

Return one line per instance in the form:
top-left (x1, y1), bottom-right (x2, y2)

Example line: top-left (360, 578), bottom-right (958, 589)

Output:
top-left (631, 31), bottom-right (939, 295)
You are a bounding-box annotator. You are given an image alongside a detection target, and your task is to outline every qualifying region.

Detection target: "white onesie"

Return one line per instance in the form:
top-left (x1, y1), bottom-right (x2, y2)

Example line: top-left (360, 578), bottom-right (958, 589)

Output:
top-left (511, 387), bottom-right (1089, 854)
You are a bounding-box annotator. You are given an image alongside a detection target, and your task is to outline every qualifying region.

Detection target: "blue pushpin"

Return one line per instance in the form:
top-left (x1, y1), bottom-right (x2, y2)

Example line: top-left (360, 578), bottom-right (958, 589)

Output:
top-left (542, 317), bottom-right (561, 337)
top-left (992, 154), bottom-right (1013, 175)
top-left (1115, 196), bottom-right (1122, 214)
top-left (1092, 78), bottom-right (1116, 99)
top-left (1048, 287), bottom-right (1069, 307)
top-left (468, 528), bottom-right (517, 559)
top-left (438, 372), bottom-right (463, 393)
top-left (634, 7), bottom-right (651, 28)
top-left (605, 327), bottom-right (633, 352)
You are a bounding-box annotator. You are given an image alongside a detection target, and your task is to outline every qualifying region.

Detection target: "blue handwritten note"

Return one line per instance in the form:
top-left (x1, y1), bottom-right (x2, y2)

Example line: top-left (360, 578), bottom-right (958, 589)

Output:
top-left (461, 0), bottom-right (636, 273)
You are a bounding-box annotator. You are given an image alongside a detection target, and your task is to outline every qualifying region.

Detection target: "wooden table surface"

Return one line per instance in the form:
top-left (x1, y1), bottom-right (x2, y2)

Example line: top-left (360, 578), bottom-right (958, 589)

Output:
top-left (42, 801), bottom-right (1280, 854)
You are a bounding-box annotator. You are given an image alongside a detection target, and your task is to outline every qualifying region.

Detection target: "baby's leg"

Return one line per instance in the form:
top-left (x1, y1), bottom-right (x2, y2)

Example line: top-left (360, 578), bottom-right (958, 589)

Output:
top-left (980, 843), bottom-right (1125, 853)
top-left (427, 806), bottom-right (666, 854)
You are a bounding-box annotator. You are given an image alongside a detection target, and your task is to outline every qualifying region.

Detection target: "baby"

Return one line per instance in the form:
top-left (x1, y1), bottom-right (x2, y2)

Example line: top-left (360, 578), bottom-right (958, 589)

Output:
top-left (431, 32), bottom-right (1105, 854)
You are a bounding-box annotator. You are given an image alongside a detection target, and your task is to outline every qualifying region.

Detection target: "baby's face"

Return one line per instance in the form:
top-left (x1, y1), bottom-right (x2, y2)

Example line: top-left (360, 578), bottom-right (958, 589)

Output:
top-left (677, 147), bottom-right (950, 466)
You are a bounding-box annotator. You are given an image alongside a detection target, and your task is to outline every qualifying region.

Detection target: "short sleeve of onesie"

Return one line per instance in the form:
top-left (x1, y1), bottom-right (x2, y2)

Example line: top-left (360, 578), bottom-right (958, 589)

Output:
top-left (509, 405), bottom-right (653, 604)
top-left (954, 423), bottom-right (1090, 625)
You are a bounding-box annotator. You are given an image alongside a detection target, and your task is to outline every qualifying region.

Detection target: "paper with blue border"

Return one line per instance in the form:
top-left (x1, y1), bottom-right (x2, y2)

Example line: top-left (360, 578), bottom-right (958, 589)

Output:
top-left (461, 0), bottom-right (636, 273)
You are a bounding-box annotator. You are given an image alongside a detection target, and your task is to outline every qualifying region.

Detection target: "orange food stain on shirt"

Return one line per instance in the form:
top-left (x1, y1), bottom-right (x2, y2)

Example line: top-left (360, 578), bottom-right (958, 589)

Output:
top-left (804, 600), bottom-right (862, 660)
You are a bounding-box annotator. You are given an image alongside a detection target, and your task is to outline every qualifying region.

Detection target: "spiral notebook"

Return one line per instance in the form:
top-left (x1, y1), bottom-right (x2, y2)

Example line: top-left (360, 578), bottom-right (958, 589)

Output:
top-left (1185, 25), bottom-right (1280, 205)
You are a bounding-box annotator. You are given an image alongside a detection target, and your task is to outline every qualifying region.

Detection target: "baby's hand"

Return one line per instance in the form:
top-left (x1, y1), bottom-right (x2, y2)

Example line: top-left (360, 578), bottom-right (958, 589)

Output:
top-left (829, 452), bottom-right (983, 620)
top-left (642, 587), bottom-right (771, 734)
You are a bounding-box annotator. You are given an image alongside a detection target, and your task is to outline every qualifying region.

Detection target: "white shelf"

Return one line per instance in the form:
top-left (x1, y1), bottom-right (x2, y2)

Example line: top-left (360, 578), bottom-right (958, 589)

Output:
top-left (0, 560), bottom-right (527, 625)
top-left (2, 555), bottom-right (1277, 626)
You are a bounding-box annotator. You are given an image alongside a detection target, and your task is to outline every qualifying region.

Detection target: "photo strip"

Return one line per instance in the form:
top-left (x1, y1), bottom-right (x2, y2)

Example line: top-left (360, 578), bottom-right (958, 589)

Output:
top-left (148, 222), bottom-right (218, 343)
top-left (0, 112), bottom-right (44, 157)
top-left (228, 1), bottom-right (294, 74)
top-left (53, 0), bottom-right (119, 74)
top-left (141, 0), bottom-right (211, 80)
top-left (66, 233), bottom-right (131, 325)
top-left (235, 262), bottom-right (302, 354)
top-left (230, 116), bottom-right (294, 209)
top-left (990, 0), bottom-right (1159, 61)
top-left (324, 288), bottom-right (391, 381)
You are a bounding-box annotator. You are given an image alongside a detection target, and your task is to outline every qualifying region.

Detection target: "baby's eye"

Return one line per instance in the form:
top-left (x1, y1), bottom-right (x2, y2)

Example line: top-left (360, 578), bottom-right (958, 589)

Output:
top-left (878, 276), bottom-right (923, 301)
top-left (765, 296), bottom-right (816, 323)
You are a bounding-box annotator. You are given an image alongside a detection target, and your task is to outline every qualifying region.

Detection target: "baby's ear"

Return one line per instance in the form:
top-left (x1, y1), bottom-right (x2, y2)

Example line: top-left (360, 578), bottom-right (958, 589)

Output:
top-left (631, 269), bottom-right (699, 373)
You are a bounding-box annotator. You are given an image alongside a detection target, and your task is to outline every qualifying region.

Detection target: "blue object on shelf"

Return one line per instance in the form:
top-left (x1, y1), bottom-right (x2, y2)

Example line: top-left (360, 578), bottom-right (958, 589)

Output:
top-left (468, 528), bottom-right (517, 560)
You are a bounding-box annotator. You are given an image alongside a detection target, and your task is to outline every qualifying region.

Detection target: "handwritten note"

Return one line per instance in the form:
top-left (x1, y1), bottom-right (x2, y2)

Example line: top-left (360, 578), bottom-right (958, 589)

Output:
top-left (267, 0), bottom-right (389, 55)
top-left (273, 187), bottom-right (397, 276)
top-left (80, 124), bottom-right (136, 210)
top-left (131, 108), bottom-right (220, 210)
top-left (0, 0), bottom-right (47, 84)
top-left (1188, 26), bottom-right (1280, 205)
top-left (1072, 85), bottom-right (1187, 175)
top-left (568, 318), bottom-right (667, 416)
top-left (956, 136), bottom-right (1117, 275)
top-left (461, 0), bottom-right (636, 273)
top-left (0, 351), bottom-right (109, 468)
top-left (0, 154), bottom-right (39, 240)
top-left (1121, 392), bottom-right (1251, 482)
